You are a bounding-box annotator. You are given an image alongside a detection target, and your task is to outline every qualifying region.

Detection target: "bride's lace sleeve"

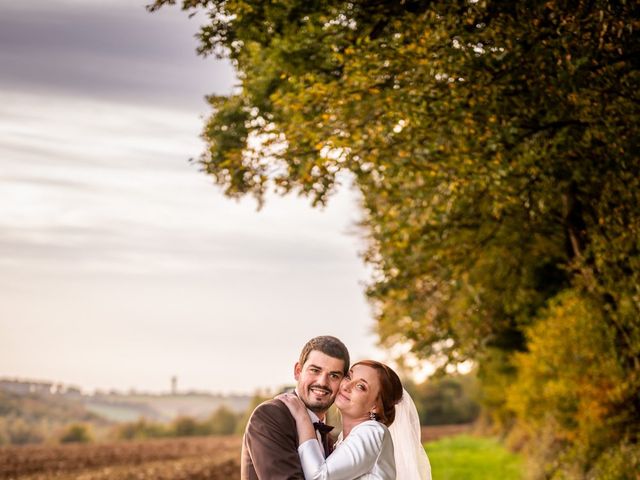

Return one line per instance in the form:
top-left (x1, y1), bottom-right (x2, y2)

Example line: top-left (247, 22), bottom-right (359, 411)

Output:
top-left (297, 421), bottom-right (388, 480)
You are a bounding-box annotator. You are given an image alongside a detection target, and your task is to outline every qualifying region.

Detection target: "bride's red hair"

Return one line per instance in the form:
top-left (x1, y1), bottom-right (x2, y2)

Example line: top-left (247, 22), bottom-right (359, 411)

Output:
top-left (352, 360), bottom-right (403, 426)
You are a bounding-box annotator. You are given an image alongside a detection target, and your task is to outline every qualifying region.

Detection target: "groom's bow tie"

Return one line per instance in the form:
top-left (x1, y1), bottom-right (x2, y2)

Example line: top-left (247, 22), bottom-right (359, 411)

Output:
top-left (313, 421), bottom-right (334, 435)
top-left (313, 421), bottom-right (334, 458)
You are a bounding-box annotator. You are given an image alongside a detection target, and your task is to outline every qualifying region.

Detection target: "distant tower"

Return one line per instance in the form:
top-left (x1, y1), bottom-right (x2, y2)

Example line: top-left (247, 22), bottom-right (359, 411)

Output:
top-left (171, 376), bottom-right (177, 395)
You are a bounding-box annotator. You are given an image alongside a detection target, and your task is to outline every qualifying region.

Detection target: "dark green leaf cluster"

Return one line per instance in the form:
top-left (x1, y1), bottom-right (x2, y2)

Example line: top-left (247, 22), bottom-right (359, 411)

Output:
top-left (406, 373), bottom-right (481, 426)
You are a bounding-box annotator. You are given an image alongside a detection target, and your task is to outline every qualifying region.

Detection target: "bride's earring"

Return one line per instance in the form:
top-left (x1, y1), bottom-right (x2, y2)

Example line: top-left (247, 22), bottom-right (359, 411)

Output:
top-left (369, 411), bottom-right (377, 421)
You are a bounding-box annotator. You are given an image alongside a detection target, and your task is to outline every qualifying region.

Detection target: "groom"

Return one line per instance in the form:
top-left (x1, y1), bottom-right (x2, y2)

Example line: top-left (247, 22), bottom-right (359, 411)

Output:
top-left (240, 335), bottom-right (350, 479)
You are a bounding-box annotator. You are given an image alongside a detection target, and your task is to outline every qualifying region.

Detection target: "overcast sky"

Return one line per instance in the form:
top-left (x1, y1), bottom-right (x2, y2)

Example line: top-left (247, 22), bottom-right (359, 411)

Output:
top-left (0, 0), bottom-right (386, 394)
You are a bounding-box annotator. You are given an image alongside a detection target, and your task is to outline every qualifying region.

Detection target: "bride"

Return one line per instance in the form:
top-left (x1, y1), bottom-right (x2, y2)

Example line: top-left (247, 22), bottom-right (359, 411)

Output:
top-left (277, 360), bottom-right (431, 480)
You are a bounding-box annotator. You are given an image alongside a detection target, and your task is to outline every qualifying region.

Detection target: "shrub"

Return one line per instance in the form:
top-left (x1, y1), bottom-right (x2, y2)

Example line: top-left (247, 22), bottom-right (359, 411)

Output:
top-left (5, 417), bottom-right (44, 445)
top-left (170, 416), bottom-right (202, 437)
top-left (59, 423), bottom-right (92, 443)
top-left (409, 373), bottom-right (481, 426)
top-left (507, 291), bottom-right (632, 479)
top-left (207, 406), bottom-right (240, 435)
top-left (113, 418), bottom-right (167, 440)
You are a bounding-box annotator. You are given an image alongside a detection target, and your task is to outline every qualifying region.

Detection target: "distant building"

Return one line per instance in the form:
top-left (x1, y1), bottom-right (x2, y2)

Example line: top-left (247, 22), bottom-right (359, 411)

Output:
top-left (0, 379), bottom-right (89, 399)
top-left (0, 379), bottom-right (53, 395)
top-left (171, 376), bottom-right (177, 395)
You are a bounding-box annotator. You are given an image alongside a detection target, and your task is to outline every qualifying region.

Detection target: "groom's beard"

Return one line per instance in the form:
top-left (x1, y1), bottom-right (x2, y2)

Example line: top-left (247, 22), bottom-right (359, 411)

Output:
top-left (300, 384), bottom-right (335, 413)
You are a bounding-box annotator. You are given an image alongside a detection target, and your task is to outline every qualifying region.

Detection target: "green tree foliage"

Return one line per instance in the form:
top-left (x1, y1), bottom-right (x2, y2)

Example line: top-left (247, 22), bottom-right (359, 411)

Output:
top-left (0, 417), bottom-right (44, 445)
top-left (507, 290), bottom-right (640, 479)
top-left (59, 423), bottom-right (92, 443)
top-left (171, 416), bottom-right (202, 436)
top-left (113, 417), bottom-right (168, 440)
top-left (172, 411), bottom-right (243, 436)
top-left (408, 373), bottom-right (480, 426)
top-left (206, 405), bottom-right (240, 435)
top-left (149, 0), bottom-right (639, 476)
top-left (113, 407), bottom-right (242, 440)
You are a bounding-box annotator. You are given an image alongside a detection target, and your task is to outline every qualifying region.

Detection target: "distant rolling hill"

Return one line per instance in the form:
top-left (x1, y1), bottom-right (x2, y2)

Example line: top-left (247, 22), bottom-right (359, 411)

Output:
top-left (0, 389), bottom-right (110, 445)
top-left (0, 389), bottom-right (105, 424)
top-left (1, 378), bottom-right (254, 444)
top-left (0, 378), bottom-right (252, 424)
top-left (84, 393), bottom-right (252, 423)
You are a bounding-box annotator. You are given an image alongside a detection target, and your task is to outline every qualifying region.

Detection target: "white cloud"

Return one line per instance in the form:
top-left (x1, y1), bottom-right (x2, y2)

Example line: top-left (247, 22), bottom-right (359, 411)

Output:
top-left (0, 0), bottom-right (384, 392)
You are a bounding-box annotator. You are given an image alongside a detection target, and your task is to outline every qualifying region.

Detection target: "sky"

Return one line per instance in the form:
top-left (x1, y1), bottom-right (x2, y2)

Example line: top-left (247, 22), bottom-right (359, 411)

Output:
top-left (0, 0), bottom-right (387, 395)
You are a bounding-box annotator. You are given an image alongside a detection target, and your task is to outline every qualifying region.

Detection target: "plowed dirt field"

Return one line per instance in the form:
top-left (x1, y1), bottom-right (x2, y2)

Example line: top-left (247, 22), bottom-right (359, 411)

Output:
top-left (0, 436), bottom-right (241, 479)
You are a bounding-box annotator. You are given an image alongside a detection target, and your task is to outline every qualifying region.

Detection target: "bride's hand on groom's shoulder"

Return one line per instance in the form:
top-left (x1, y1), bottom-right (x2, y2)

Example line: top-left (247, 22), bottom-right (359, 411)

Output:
top-left (276, 392), bottom-right (307, 419)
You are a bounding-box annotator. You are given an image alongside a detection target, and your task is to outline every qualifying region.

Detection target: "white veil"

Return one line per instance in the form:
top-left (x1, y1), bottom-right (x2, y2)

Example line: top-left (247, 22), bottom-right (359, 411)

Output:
top-left (388, 389), bottom-right (432, 480)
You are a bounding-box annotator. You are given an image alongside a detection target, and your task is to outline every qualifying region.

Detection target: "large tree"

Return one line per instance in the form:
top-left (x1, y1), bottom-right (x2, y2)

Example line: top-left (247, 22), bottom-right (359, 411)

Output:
top-left (150, 0), bottom-right (640, 476)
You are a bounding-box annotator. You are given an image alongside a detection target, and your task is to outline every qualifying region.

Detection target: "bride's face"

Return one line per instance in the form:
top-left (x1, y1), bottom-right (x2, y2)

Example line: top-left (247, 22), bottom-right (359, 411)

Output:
top-left (335, 364), bottom-right (381, 421)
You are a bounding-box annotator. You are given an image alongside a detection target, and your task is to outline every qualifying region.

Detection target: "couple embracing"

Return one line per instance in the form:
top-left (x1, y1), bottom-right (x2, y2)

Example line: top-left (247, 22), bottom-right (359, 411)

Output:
top-left (241, 335), bottom-right (432, 479)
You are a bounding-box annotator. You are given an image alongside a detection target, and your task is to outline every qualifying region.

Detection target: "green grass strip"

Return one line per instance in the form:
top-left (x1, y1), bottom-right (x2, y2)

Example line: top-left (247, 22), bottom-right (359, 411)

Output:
top-left (425, 435), bottom-right (523, 480)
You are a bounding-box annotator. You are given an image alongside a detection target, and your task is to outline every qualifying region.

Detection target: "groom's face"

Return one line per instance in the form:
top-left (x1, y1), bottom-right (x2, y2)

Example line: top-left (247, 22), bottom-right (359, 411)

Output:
top-left (294, 350), bottom-right (346, 414)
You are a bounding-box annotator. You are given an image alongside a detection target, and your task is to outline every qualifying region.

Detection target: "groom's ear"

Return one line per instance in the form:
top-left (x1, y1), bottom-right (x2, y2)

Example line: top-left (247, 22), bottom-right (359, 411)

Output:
top-left (294, 362), bottom-right (302, 381)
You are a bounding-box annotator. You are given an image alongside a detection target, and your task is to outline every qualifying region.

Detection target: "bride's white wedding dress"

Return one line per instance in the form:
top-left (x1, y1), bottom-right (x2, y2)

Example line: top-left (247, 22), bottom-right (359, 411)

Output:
top-left (297, 390), bottom-right (432, 480)
top-left (298, 420), bottom-right (395, 479)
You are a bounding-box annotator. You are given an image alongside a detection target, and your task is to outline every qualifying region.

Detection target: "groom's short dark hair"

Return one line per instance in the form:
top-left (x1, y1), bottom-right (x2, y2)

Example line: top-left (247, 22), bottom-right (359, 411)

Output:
top-left (299, 336), bottom-right (350, 375)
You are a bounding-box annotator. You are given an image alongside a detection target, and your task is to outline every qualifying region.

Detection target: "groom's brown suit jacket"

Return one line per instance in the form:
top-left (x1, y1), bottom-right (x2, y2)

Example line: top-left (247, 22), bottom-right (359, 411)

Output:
top-left (240, 398), bottom-right (305, 479)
